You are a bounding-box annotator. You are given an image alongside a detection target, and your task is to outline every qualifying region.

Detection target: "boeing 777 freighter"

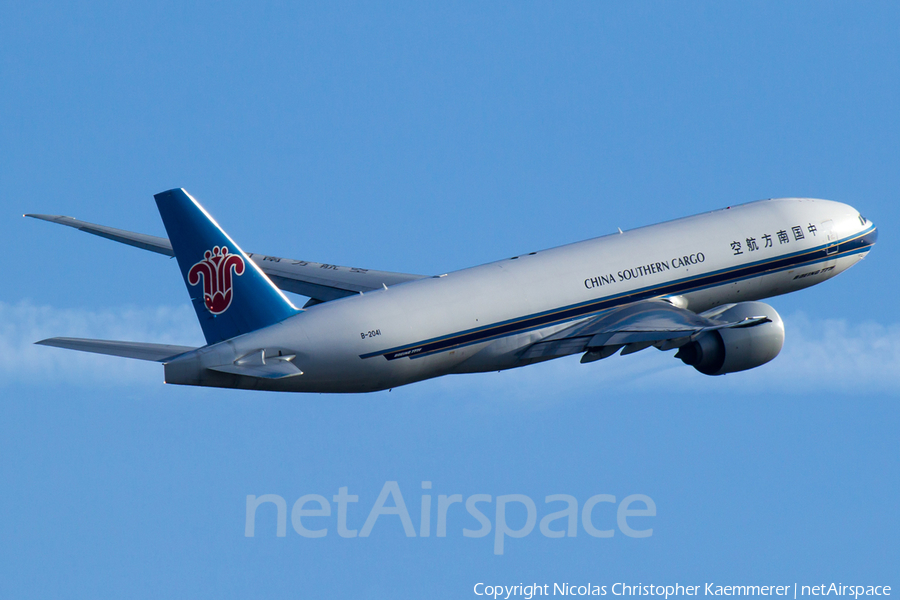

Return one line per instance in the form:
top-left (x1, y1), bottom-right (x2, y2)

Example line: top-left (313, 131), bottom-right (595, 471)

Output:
top-left (26, 190), bottom-right (877, 392)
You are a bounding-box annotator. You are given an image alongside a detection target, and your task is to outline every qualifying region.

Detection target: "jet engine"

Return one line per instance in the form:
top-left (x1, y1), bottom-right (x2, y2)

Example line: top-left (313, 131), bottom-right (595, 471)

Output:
top-left (675, 301), bottom-right (784, 375)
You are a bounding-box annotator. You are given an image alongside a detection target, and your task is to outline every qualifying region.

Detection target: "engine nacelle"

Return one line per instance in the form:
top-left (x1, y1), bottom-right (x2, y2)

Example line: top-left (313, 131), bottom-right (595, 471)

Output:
top-left (675, 301), bottom-right (785, 376)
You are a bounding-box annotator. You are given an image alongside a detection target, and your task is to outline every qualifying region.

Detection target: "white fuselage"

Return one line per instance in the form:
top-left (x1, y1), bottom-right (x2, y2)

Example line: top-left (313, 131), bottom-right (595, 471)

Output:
top-left (164, 198), bottom-right (876, 392)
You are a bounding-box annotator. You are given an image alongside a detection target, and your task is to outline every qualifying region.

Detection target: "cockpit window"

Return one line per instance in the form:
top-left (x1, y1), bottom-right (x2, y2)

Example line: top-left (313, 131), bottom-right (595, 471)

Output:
top-left (859, 214), bottom-right (867, 226)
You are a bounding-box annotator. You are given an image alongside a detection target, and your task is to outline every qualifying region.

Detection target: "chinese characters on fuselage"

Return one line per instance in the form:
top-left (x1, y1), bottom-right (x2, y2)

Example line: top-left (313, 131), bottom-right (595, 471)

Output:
top-left (731, 223), bottom-right (818, 256)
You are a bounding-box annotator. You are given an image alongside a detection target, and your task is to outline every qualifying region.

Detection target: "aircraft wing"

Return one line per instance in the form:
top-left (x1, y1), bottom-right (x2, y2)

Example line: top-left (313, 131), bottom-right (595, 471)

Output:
top-left (519, 300), bottom-right (770, 363)
top-left (243, 252), bottom-right (423, 302)
top-left (25, 214), bottom-right (426, 304)
top-left (26, 214), bottom-right (175, 255)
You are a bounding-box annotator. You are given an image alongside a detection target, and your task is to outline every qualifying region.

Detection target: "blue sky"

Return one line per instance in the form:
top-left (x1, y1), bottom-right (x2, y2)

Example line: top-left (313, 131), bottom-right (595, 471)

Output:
top-left (2, 2), bottom-right (898, 598)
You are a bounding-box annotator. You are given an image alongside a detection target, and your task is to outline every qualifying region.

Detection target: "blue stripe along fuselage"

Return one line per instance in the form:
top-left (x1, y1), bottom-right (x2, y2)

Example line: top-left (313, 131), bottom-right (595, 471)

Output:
top-left (361, 226), bottom-right (878, 361)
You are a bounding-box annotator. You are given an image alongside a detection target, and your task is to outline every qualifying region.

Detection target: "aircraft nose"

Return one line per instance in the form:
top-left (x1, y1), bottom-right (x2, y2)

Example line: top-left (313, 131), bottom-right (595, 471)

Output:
top-left (858, 215), bottom-right (877, 248)
top-left (866, 225), bottom-right (878, 245)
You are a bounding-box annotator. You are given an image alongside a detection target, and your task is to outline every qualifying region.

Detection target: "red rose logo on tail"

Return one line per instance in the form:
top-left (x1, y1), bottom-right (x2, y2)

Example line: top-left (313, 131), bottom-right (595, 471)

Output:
top-left (188, 246), bottom-right (245, 314)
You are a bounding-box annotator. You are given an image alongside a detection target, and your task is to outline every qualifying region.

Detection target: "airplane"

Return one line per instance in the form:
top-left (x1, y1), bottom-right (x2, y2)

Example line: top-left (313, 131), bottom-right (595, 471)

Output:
top-left (26, 190), bottom-right (877, 393)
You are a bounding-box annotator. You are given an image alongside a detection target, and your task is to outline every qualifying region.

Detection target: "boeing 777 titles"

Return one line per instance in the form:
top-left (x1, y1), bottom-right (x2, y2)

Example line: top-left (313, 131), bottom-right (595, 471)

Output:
top-left (26, 190), bottom-right (877, 392)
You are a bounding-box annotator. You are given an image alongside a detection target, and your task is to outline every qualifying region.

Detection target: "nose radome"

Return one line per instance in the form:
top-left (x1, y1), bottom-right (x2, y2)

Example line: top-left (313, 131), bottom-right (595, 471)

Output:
top-left (847, 206), bottom-right (877, 248)
top-left (866, 224), bottom-right (878, 245)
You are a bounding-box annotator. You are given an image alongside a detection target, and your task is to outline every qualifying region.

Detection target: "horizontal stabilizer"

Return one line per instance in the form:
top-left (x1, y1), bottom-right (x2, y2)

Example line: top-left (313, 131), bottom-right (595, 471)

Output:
top-left (36, 337), bottom-right (196, 362)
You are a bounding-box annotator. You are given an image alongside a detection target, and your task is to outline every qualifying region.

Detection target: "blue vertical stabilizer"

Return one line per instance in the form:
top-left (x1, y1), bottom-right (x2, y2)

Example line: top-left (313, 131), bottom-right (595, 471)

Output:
top-left (154, 188), bottom-right (299, 345)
